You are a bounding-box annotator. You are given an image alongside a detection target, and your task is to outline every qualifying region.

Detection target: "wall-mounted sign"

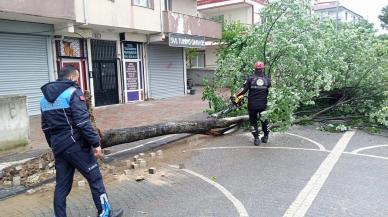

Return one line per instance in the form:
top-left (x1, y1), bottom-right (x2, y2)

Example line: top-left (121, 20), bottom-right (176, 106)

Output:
top-left (169, 33), bottom-right (205, 49)
top-left (126, 62), bottom-right (138, 91)
top-left (60, 38), bottom-right (82, 57)
top-left (123, 42), bottom-right (138, 59)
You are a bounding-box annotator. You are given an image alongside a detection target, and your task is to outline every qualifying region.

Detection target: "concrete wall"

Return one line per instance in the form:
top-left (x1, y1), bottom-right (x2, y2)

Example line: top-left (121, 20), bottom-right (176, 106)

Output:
top-left (0, 96), bottom-right (29, 151)
top-left (187, 68), bottom-right (215, 86)
top-left (76, 0), bottom-right (162, 32)
top-left (204, 6), bottom-right (252, 24)
top-left (172, 0), bottom-right (198, 16)
top-left (0, 0), bottom-right (75, 21)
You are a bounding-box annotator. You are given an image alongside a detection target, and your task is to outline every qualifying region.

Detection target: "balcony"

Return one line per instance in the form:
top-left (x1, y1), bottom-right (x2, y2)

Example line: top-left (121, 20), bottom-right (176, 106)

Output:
top-left (0, 0), bottom-right (75, 22)
top-left (163, 11), bottom-right (222, 39)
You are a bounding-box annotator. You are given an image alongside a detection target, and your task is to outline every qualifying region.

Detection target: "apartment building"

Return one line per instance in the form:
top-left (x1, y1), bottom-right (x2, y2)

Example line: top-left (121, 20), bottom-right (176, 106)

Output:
top-left (0, 0), bottom-right (221, 114)
top-left (313, 1), bottom-right (363, 23)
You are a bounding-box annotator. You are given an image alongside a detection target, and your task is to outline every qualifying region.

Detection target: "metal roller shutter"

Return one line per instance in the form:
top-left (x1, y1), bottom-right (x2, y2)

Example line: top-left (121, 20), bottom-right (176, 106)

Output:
top-left (0, 33), bottom-right (50, 115)
top-left (148, 44), bottom-right (184, 99)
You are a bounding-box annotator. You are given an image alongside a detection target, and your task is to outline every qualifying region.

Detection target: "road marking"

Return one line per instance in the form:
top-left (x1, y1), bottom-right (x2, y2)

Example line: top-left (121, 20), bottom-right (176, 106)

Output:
top-left (193, 146), bottom-right (328, 152)
top-left (351, 144), bottom-right (388, 154)
top-left (106, 135), bottom-right (175, 157)
top-left (193, 146), bottom-right (388, 163)
top-left (170, 165), bottom-right (249, 217)
top-left (283, 130), bottom-right (356, 217)
top-left (285, 133), bottom-right (327, 151)
top-left (345, 152), bottom-right (388, 161)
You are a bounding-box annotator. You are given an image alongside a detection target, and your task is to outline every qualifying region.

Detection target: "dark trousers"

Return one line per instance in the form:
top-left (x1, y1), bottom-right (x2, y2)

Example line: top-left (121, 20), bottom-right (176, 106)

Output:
top-left (54, 146), bottom-right (109, 217)
top-left (248, 108), bottom-right (269, 137)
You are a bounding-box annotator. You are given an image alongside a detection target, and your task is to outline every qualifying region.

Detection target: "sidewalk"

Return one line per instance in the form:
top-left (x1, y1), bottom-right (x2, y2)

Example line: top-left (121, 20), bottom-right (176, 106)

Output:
top-left (0, 87), bottom-right (208, 163)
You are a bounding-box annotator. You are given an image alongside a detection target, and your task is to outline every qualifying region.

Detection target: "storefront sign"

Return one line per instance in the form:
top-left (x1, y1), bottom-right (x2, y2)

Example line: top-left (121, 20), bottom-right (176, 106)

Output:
top-left (126, 62), bottom-right (138, 91)
top-left (123, 42), bottom-right (138, 59)
top-left (169, 33), bottom-right (205, 49)
top-left (60, 38), bottom-right (82, 57)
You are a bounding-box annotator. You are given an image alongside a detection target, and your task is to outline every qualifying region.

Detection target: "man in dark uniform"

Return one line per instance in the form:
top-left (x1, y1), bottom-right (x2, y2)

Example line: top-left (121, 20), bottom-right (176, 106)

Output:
top-left (40, 66), bottom-right (123, 217)
top-left (234, 61), bottom-right (271, 146)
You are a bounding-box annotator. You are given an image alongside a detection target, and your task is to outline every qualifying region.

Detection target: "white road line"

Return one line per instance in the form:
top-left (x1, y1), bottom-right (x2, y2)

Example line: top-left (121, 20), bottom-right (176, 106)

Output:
top-left (283, 130), bottom-right (356, 217)
top-left (285, 133), bottom-right (327, 151)
top-left (344, 152), bottom-right (388, 161)
top-left (169, 165), bottom-right (249, 217)
top-left (192, 146), bottom-right (328, 153)
top-left (351, 144), bottom-right (388, 154)
top-left (106, 135), bottom-right (175, 157)
top-left (193, 146), bottom-right (388, 163)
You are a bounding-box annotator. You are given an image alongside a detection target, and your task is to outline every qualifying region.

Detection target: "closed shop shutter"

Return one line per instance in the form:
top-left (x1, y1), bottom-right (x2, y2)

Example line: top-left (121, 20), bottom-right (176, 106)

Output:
top-left (0, 33), bottom-right (50, 115)
top-left (148, 44), bottom-right (184, 99)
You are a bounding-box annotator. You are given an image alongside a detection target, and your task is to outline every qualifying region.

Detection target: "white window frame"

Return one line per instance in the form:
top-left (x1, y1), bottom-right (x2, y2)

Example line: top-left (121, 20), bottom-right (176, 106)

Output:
top-left (190, 51), bottom-right (205, 69)
top-left (132, 0), bottom-right (153, 9)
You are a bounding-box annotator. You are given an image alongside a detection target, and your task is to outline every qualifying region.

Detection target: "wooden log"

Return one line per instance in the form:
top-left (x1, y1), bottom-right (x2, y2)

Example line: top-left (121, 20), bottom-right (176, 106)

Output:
top-left (101, 116), bottom-right (249, 148)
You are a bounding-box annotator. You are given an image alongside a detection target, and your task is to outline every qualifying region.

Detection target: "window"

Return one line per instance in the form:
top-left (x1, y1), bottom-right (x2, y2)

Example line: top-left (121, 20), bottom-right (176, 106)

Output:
top-left (133, 0), bottom-right (153, 8)
top-left (210, 15), bottom-right (224, 24)
top-left (345, 12), bottom-right (348, 21)
top-left (164, 0), bottom-right (172, 11)
top-left (190, 51), bottom-right (205, 68)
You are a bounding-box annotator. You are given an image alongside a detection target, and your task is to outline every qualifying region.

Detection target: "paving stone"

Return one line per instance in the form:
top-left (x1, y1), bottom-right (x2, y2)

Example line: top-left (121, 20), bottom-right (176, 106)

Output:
top-left (27, 174), bottom-right (40, 184)
top-left (148, 167), bottom-right (156, 174)
top-left (139, 160), bottom-right (147, 169)
top-left (156, 150), bottom-right (163, 156)
top-left (133, 155), bottom-right (140, 162)
top-left (3, 180), bottom-right (12, 186)
top-left (135, 175), bottom-right (145, 182)
top-left (12, 176), bottom-right (21, 186)
top-left (131, 163), bottom-right (139, 170)
top-left (124, 170), bottom-right (131, 175)
top-left (149, 152), bottom-right (156, 158)
top-left (15, 165), bottom-right (23, 171)
top-left (179, 164), bottom-right (185, 169)
top-left (139, 153), bottom-right (145, 157)
top-left (48, 162), bottom-right (55, 168)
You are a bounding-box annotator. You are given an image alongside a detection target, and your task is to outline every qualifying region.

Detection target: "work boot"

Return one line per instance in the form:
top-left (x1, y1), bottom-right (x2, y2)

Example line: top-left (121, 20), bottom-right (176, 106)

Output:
top-left (254, 137), bottom-right (261, 146)
top-left (261, 134), bottom-right (269, 143)
top-left (98, 208), bottom-right (124, 217)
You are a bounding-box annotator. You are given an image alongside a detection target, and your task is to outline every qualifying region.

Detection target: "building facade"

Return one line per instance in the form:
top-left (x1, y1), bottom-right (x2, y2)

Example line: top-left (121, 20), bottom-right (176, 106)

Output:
top-left (188, 0), bottom-right (267, 86)
top-left (0, 0), bottom-right (222, 115)
top-left (313, 1), bottom-right (363, 23)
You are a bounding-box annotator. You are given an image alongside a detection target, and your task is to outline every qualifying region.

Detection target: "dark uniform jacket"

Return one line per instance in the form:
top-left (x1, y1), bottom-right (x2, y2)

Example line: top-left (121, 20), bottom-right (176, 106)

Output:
top-left (240, 72), bottom-right (271, 111)
top-left (40, 80), bottom-right (100, 155)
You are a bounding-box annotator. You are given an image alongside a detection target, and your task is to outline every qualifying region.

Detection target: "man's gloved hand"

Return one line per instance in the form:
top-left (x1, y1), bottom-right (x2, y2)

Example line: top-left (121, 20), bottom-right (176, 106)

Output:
top-left (230, 95), bottom-right (237, 102)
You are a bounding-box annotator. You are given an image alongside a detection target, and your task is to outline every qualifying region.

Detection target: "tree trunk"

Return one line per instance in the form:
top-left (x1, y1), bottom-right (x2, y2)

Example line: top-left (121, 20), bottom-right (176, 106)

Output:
top-left (101, 116), bottom-right (249, 148)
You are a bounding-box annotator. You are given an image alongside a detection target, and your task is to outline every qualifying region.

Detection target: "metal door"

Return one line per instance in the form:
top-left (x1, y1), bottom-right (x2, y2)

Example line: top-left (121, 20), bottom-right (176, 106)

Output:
top-left (148, 44), bottom-right (184, 99)
top-left (91, 40), bottom-right (119, 106)
top-left (0, 33), bottom-right (50, 115)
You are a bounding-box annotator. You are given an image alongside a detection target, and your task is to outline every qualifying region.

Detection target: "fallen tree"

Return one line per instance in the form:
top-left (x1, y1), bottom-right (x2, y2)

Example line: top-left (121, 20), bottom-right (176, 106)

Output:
top-left (101, 116), bottom-right (249, 148)
top-left (203, 0), bottom-right (388, 132)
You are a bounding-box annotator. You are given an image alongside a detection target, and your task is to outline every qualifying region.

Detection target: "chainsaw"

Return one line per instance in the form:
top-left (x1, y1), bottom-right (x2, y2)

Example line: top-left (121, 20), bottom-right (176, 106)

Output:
top-left (211, 95), bottom-right (246, 118)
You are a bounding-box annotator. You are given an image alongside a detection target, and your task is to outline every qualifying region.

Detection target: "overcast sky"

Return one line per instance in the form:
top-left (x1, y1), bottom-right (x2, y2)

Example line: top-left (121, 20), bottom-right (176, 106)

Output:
top-left (329, 0), bottom-right (387, 33)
